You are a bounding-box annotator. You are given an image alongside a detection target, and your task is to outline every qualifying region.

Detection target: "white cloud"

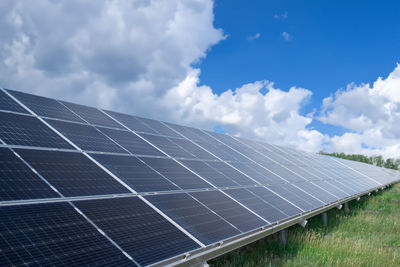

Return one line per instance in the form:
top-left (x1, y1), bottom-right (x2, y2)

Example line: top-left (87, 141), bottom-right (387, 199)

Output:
top-left (248, 33), bottom-right (261, 40)
top-left (319, 64), bottom-right (400, 158)
top-left (1, 0), bottom-right (399, 158)
top-left (273, 12), bottom-right (288, 20)
top-left (0, 0), bottom-right (225, 110)
top-left (281, 32), bottom-right (291, 41)
top-left (161, 69), bottom-right (327, 152)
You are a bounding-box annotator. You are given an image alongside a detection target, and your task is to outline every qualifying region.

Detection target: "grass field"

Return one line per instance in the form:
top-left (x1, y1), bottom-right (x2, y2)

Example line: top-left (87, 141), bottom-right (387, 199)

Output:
top-left (210, 183), bottom-right (400, 267)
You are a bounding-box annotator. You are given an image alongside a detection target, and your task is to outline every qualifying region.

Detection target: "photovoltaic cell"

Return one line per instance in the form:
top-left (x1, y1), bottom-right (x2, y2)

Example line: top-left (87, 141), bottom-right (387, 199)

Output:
top-left (145, 193), bottom-right (241, 245)
top-left (46, 119), bottom-right (128, 153)
top-left (190, 190), bottom-right (267, 232)
top-left (0, 147), bottom-right (58, 201)
top-left (104, 110), bottom-right (159, 134)
top-left (61, 101), bottom-right (124, 129)
top-left (268, 184), bottom-right (324, 211)
top-left (312, 180), bottom-right (350, 199)
top-left (0, 202), bottom-right (135, 267)
top-left (135, 117), bottom-right (182, 138)
top-left (294, 181), bottom-right (339, 204)
top-left (7, 89), bottom-right (85, 123)
top-left (139, 157), bottom-right (212, 190)
top-left (164, 122), bottom-right (221, 144)
top-left (169, 138), bottom-right (217, 160)
top-left (223, 188), bottom-right (288, 223)
top-left (178, 159), bottom-right (239, 187)
top-left (0, 90), bottom-right (28, 114)
top-left (16, 149), bottom-right (130, 197)
top-left (205, 161), bottom-right (257, 186)
top-left (248, 187), bottom-right (303, 217)
top-left (0, 112), bottom-right (74, 149)
top-left (90, 154), bottom-right (179, 192)
top-left (229, 161), bottom-right (286, 185)
top-left (97, 127), bottom-right (164, 156)
top-left (74, 197), bottom-right (200, 266)
top-left (138, 133), bottom-right (194, 159)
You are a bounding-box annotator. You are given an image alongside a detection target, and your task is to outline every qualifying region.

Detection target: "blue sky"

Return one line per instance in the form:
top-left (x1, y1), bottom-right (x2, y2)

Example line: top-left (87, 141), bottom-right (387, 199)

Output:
top-left (199, 0), bottom-right (400, 136)
top-left (1, 0), bottom-right (400, 157)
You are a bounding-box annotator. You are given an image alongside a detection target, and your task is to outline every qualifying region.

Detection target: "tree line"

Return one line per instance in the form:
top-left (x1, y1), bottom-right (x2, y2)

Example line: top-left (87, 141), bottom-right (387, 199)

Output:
top-left (318, 152), bottom-right (400, 170)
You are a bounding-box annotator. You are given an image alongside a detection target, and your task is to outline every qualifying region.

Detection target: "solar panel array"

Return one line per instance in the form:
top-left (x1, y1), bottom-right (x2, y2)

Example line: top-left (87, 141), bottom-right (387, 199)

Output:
top-left (0, 88), bottom-right (399, 266)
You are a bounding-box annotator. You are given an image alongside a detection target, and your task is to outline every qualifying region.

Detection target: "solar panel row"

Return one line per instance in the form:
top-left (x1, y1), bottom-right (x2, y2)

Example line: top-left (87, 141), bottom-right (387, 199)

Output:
top-left (0, 88), bottom-right (399, 266)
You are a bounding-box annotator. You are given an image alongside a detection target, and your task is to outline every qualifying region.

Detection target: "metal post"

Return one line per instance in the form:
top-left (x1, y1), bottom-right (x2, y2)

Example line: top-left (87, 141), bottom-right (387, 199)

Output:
top-left (344, 202), bottom-right (349, 213)
top-left (280, 229), bottom-right (287, 248)
top-left (322, 212), bottom-right (328, 227)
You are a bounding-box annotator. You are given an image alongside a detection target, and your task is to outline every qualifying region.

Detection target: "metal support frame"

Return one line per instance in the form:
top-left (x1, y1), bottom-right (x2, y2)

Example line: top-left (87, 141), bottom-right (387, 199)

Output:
top-left (344, 202), bottom-right (350, 213)
top-left (151, 183), bottom-right (398, 267)
top-left (322, 212), bottom-right (328, 227)
top-left (280, 229), bottom-right (287, 248)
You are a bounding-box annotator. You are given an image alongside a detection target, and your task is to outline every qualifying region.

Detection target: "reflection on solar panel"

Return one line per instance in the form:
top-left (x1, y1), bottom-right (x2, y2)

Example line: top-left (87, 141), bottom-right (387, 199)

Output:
top-left (0, 112), bottom-right (73, 149)
top-left (0, 147), bottom-right (58, 201)
top-left (15, 149), bottom-right (130, 197)
top-left (1, 88), bottom-right (399, 266)
top-left (145, 193), bottom-right (241, 244)
top-left (74, 197), bottom-right (200, 266)
top-left (7, 89), bottom-right (85, 123)
top-left (0, 89), bottom-right (28, 114)
top-left (0, 202), bottom-right (135, 266)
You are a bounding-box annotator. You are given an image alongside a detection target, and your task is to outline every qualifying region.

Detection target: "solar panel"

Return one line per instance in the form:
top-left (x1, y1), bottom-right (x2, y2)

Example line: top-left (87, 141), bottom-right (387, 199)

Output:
top-left (223, 188), bottom-right (294, 223)
top-left (190, 190), bottom-right (267, 232)
top-left (0, 90), bottom-right (28, 114)
top-left (229, 161), bottom-right (286, 185)
top-left (138, 133), bottom-right (196, 159)
top-left (104, 110), bottom-right (160, 134)
top-left (0, 147), bottom-right (58, 201)
top-left (164, 122), bottom-right (221, 144)
top-left (0, 202), bottom-right (135, 266)
top-left (97, 127), bottom-right (164, 156)
top-left (90, 153), bottom-right (180, 192)
top-left (204, 161), bottom-right (257, 186)
top-left (268, 184), bottom-right (324, 211)
top-left (74, 197), bottom-right (200, 266)
top-left (294, 181), bottom-right (339, 204)
top-left (1, 88), bottom-right (399, 266)
top-left (7, 89), bottom-right (85, 123)
top-left (135, 117), bottom-right (182, 138)
top-left (247, 186), bottom-right (303, 217)
top-left (46, 119), bottom-right (128, 153)
top-left (139, 157), bottom-right (212, 190)
top-left (61, 101), bottom-right (125, 129)
top-left (0, 112), bottom-right (74, 149)
top-left (178, 159), bottom-right (239, 187)
top-left (312, 179), bottom-right (350, 199)
top-left (145, 193), bottom-right (241, 245)
top-left (16, 149), bottom-right (130, 197)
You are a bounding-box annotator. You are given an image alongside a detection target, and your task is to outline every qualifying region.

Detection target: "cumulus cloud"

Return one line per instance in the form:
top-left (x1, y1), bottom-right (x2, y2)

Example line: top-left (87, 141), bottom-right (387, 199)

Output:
top-left (0, 0), bottom-right (225, 110)
top-left (1, 0), bottom-right (399, 157)
top-left (0, 0), bottom-right (325, 152)
top-left (319, 64), bottom-right (400, 158)
top-left (161, 69), bottom-right (327, 151)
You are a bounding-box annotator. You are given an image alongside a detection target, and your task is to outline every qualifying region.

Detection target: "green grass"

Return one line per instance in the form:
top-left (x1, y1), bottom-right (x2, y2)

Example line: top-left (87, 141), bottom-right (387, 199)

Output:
top-left (210, 183), bottom-right (400, 267)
